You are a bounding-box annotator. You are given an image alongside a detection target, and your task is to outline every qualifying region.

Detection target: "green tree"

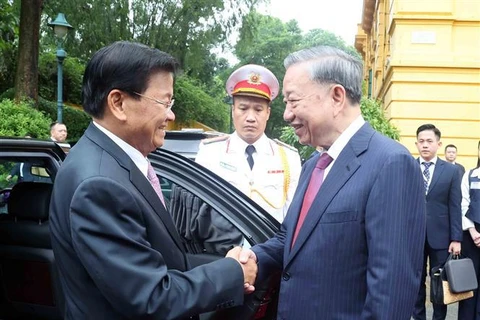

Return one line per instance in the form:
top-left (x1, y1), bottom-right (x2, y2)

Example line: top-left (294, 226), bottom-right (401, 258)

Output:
top-left (234, 12), bottom-right (302, 138)
top-left (300, 29), bottom-right (361, 59)
top-left (40, 0), bottom-right (264, 82)
top-left (38, 52), bottom-right (85, 105)
top-left (0, 0), bottom-right (19, 93)
top-left (0, 99), bottom-right (51, 138)
top-left (14, 0), bottom-right (43, 102)
top-left (174, 76), bottom-right (229, 132)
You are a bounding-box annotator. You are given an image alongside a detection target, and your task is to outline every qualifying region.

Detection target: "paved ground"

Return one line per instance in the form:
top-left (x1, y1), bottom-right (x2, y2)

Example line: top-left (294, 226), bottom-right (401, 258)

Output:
top-left (425, 300), bottom-right (458, 319)
top-left (418, 273), bottom-right (458, 320)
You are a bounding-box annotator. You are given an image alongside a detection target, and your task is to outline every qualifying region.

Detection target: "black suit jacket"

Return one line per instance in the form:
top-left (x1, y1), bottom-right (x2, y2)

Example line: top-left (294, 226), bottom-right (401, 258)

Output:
top-left (455, 162), bottom-right (466, 177)
top-left (49, 123), bottom-right (244, 320)
top-left (423, 158), bottom-right (462, 249)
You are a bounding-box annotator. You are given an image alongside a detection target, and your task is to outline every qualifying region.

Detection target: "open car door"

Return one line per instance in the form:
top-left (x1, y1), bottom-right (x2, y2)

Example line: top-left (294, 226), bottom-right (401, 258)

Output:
top-left (149, 149), bottom-right (281, 320)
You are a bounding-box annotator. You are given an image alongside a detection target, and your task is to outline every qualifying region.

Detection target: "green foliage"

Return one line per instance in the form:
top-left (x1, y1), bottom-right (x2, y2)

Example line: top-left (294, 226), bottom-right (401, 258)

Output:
top-left (234, 12), bottom-right (303, 138)
top-left (38, 52), bottom-right (85, 105)
top-left (300, 29), bottom-right (361, 59)
top-left (360, 97), bottom-right (400, 140)
top-left (0, 87), bottom-right (14, 100)
top-left (0, 99), bottom-right (51, 138)
top-left (280, 98), bottom-right (400, 160)
top-left (36, 98), bottom-right (91, 142)
top-left (234, 13), bottom-right (363, 140)
top-left (40, 0), bottom-right (263, 83)
top-left (279, 125), bottom-right (314, 160)
top-left (174, 76), bottom-right (229, 132)
top-left (0, 0), bottom-right (19, 93)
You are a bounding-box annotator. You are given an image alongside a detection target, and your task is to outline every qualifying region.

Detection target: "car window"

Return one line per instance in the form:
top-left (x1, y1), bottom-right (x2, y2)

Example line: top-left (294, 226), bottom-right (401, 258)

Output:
top-left (0, 157), bottom-right (54, 215)
top-left (162, 176), bottom-right (246, 256)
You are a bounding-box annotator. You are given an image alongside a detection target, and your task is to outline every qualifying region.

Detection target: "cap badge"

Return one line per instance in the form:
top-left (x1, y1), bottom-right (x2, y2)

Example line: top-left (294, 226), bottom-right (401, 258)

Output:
top-left (247, 73), bottom-right (262, 85)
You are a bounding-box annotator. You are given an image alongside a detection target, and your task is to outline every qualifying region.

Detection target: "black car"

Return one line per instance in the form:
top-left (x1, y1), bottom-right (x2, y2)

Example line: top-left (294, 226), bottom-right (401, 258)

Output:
top-left (0, 137), bottom-right (280, 320)
top-left (162, 129), bottom-right (225, 160)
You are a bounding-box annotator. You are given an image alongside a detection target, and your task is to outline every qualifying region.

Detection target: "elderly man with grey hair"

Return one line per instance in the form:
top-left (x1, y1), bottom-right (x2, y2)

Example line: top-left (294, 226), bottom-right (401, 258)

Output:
top-left (238, 46), bottom-right (426, 319)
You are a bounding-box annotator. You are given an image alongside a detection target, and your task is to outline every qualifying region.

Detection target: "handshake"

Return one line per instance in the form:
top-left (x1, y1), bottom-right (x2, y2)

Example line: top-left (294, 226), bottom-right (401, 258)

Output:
top-left (226, 247), bottom-right (258, 294)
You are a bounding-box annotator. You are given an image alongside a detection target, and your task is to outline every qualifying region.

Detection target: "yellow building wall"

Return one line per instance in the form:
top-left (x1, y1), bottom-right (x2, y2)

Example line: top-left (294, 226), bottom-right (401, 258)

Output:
top-left (357, 0), bottom-right (480, 169)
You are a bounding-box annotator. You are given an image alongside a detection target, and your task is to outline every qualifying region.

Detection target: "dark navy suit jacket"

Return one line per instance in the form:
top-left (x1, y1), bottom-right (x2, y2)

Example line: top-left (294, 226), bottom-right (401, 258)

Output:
top-left (422, 158), bottom-right (462, 249)
top-left (49, 123), bottom-right (244, 320)
top-left (253, 123), bottom-right (426, 319)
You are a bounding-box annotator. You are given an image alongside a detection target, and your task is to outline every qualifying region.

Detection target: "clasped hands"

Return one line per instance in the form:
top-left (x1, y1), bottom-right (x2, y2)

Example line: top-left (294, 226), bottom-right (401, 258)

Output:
top-left (226, 246), bottom-right (258, 294)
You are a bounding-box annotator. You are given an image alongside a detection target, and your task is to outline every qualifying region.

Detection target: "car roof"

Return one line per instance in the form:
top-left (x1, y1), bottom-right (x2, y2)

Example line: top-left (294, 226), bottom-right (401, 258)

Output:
top-left (161, 130), bottom-right (226, 160)
top-left (0, 137), bottom-right (66, 161)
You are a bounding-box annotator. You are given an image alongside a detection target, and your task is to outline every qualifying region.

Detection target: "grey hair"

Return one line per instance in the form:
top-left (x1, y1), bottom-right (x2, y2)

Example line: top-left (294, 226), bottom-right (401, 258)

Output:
top-left (284, 46), bottom-right (363, 104)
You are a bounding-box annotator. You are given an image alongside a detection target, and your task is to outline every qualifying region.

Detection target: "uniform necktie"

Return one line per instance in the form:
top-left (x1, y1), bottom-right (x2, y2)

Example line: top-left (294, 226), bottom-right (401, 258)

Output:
top-left (147, 162), bottom-right (166, 207)
top-left (246, 145), bottom-right (255, 170)
top-left (422, 161), bottom-right (433, 193)
top-left (292, 153), bottom-right (333, 247)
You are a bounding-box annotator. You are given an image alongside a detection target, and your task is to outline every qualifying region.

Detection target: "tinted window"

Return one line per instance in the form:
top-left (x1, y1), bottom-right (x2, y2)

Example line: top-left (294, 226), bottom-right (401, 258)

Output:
top-left (0, 157), bottom-right (54, 215)
top-left (161, 176), bottom-right (245, 256)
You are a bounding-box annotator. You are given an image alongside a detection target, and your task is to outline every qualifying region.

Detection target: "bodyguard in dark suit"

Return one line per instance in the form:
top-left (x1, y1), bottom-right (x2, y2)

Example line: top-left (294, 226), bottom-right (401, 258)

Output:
top-left (445, 143), bottom-right (466, 177)
top-left (49, 41), bottom-right (257, 320)
top-left (238, 46), bottom-right (426, 319)
top-left (413, 124), bottom-right (462, 320)
top-left (6, 162), bottom-right (33, 183)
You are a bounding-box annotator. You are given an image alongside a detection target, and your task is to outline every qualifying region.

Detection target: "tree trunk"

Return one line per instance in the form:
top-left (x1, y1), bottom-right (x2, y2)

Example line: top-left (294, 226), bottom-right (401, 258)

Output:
top-left (14, 0), bottom-right (43, 102)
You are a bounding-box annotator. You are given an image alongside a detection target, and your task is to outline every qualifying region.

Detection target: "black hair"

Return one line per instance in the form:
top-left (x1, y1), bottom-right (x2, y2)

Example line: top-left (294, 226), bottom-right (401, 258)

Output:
top-left (416, 124), bottom-right (441, 140)
top-left (81, 41), bottom-right (179, 118)
top-left (50, 122), bottom-right (65, 130)
top-left (444, 144), bottom-right (457, 152)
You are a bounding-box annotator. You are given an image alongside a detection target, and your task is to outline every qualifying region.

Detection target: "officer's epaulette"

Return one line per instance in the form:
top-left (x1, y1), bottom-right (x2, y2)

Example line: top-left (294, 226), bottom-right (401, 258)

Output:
top-left (273, 139), bottom-right (298, 153)
top-left (201, 134), bottom-right (230, 145)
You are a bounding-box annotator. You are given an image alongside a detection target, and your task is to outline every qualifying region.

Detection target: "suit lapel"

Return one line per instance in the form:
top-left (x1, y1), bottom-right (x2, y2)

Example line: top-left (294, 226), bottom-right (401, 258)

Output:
top-left (129, 166), bottom-right (186, 252)
top-left (428, 159), bottom-right (445, 195)
top-left (84, 123), bottom-right (186, 253)
top-left (286, 123), bottom-right (373, 265)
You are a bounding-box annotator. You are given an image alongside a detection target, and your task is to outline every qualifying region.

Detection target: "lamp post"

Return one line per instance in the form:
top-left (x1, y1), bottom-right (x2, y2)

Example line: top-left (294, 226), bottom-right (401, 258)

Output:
top-left (48, 13), bottom-right (73, 123)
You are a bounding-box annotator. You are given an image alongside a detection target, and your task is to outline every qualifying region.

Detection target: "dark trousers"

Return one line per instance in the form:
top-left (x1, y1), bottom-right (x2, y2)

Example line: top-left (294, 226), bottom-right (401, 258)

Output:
top-left (458, 230), bottom-right (480, 320)
top-left (413, 241), bottom-right (450, 320)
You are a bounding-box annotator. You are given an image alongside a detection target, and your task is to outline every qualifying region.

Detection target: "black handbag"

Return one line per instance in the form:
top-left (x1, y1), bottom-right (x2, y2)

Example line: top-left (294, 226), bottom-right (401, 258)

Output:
top-left (430, 254), bottom-right (477, 305)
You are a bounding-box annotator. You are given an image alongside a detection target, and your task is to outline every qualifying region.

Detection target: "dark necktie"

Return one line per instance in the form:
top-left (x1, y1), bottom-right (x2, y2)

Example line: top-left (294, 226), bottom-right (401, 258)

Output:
top-left (292, 153), bottom-right (333, 247)
top-left (422, 161), bottom-right (433, 193)
top-left (147, 162), bottom-right (166, 207)
top-left (246, 145), bottom-right (255, 170)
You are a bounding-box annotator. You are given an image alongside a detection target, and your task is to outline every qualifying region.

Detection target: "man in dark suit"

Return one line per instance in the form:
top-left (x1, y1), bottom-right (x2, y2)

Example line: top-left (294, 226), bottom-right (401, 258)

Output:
top-left (445, 143), bottom-right (466, 177)
top-left (6, 162), bottom-right (33, 183)
top-left (413, 124), bottom-right (462, 320)
top-left (238, 46), bottom-right (426, 318)
top-left (49, 41), bottom-right (257, 320)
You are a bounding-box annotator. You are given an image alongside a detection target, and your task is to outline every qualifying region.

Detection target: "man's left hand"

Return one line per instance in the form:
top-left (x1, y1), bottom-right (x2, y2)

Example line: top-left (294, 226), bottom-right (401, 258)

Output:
top-left (448, 241), bottom-right (461, 255)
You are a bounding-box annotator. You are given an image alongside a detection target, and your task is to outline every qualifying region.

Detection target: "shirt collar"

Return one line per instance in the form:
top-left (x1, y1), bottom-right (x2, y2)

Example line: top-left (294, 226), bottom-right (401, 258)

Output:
top-left (230, 131), bottom-right (273, 155)
top-left (326, 115), bottom-right (365, 160)
top-left (93, 121), bottom-right (149, 177)
top-left (419, 156), bottom-right (438, 165)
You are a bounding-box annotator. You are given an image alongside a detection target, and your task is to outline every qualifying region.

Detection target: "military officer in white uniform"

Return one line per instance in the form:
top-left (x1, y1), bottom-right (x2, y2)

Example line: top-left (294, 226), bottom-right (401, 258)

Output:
top-left (196, 64), bottom-right (301, 222)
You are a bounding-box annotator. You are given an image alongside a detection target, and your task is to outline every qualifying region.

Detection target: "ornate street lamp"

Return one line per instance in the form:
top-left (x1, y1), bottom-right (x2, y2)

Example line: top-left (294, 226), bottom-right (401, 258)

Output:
top-left (48, 13), bottom-right (73, 123)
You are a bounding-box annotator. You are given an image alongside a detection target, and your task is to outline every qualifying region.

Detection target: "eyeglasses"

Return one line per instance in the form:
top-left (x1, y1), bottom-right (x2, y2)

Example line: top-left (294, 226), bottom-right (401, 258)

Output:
top-left (132, 92), bottom-right (174, 112)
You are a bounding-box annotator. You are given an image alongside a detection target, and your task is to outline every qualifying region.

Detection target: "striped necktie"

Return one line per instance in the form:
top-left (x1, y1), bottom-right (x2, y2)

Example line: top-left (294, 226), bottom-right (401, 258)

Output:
top-left (422, 161), bottom-right (433, 193)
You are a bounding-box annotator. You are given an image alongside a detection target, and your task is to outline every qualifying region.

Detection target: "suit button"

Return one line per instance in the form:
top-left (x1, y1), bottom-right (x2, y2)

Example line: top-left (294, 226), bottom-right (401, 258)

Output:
top-left (282, 272), bottom-right (291, 281)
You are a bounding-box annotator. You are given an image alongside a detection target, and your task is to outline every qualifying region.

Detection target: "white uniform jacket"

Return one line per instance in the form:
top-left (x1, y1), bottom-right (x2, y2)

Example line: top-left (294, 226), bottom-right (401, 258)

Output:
top-left (195, 132), bottom-right (301, 222)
